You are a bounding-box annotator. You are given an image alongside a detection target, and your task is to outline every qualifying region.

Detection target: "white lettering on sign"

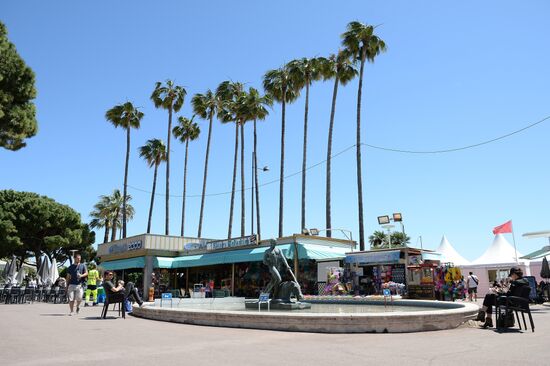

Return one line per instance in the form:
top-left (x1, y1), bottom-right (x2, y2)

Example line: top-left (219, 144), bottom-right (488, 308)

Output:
top-left (108, 240), bottom-right (142, 254)
top-left (206, 235), bottom-right (257, 251)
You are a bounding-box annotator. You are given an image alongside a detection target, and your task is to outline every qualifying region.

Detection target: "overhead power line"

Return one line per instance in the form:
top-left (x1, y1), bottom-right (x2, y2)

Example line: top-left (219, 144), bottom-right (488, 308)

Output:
top-left (128, 113), bottom-right (549, 198)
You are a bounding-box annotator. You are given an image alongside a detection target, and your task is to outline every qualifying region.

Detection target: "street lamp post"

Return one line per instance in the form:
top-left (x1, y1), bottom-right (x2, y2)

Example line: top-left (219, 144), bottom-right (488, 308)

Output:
top-left (377, 213), bottom-right (405, 248)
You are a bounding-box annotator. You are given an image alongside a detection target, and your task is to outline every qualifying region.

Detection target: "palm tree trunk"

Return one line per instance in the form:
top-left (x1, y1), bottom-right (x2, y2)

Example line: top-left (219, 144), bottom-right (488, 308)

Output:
top-left (326, 77), bottom-right (339, 238)
top-left (228, 123), bottom-right (239, 239)
top-left (165, 107), bottom-right (172, 235)
top-left (103, 220), bottom-right (110, 243)
top-left (356, 56), bottom-right (366, 250)
top-left (111, 209), bottom-right (119, 242)
top-left (122, 128), bottom-right (130, 238)
top-left (278, 96), bottom-right (286, 238)
top-left (197, 114), bottom-right (213, 238)
top-left (147, 164), bottom-right (159, 234)
top-left (301, 82), bottom-right (310, 232)
top-left (240, 122), bottom-right (245, 237)
top-left (254, 119), bottom-right (261, 240)
top-left (181, 140), bottom-right (189, 237)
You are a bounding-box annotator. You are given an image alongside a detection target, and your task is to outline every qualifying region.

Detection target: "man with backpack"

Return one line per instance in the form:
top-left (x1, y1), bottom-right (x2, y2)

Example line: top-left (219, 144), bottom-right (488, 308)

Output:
top-left (467, 271), bottom-right (479, 301)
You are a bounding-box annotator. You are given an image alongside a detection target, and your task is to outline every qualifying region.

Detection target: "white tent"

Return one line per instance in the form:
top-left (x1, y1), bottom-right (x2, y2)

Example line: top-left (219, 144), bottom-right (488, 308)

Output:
top-left (435, 235), bottom-right (471, 265)
top-left (472, 234), bottom-right (527, 266)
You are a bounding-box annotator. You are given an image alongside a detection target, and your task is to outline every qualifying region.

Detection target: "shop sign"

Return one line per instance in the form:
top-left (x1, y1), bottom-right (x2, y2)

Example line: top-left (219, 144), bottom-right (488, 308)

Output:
top-left (184, 242), bottom-right (208, 251)
top-left (345, 250), bottom-right (401, 265)
top-left (408, 255), bottom-right (422, 265)
top-left (108, 240), bottom-right (143, 254)
top-left (206, 235), bottom-right (257, 251)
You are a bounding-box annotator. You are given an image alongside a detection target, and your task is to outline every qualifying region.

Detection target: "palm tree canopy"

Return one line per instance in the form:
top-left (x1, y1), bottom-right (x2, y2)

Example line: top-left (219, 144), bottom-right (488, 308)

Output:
top-left (139, 138), bottom-right (167, 168)
top-left (244, 87), bottom-right (272, 122)
top-left (216, 81), bottom-right (248, 124)
top-left (150, 79), bottom-right (187, 112)
top-left (341, 21), bottom-right (387, 62)
top-left (191, 90), bottom-right (219, 120)
top-left (287, 57), bottom-right (325, 90)
top-left (173, 116), bottom-right (201, 143)
top-left (105, 102), bottom-right (144, 129)
top-left (321, 51), bottom-right (358, 86)
top-left (262, 66), bottom-right (300, 103)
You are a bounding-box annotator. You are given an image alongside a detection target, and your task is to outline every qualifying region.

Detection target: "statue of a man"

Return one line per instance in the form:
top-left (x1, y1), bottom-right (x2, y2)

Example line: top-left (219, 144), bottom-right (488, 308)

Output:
top-left (263, 239), bottom-right (303, 300)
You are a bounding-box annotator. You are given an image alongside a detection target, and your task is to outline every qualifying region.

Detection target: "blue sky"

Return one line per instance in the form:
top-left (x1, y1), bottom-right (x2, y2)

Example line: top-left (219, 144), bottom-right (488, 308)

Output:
top-left (1, 1), bottom-right (550, 260)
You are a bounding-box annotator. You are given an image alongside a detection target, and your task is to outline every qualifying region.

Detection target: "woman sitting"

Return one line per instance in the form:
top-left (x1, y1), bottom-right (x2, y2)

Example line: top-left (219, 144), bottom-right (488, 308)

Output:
top-left (475, 267), bottom-right (530, 328)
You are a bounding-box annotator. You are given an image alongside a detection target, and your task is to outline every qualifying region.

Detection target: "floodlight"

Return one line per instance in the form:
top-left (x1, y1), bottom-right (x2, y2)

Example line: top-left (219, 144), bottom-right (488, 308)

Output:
top-left (393, 213), bottom-right (402, 222)
top-left (309, 228), bottom-right (320, 236)
top-left (377, 215), bottom-right (390, 225)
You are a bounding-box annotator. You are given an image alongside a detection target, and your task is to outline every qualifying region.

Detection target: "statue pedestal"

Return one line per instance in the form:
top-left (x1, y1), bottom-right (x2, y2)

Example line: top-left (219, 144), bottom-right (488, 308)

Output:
top-left (244, 299), bottom-right (311, 310)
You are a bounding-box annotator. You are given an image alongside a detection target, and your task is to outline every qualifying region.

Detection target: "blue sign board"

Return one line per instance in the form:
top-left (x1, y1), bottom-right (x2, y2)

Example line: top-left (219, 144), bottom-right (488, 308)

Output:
top-left (259, 293), bottom-right (270, 302)
top-left (161, 293), bottom-right (172, 299)
top-left (382, 289), bottom-right (391, 297)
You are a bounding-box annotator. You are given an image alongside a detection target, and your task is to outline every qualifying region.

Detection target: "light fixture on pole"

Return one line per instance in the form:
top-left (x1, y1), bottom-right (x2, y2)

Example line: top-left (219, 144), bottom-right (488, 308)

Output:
top-left (378, 212), bottom-right (406, 246)
top-left (251, 151), bottom-right (269, 237)
top-left (381, 224), bottom-right (395, 249)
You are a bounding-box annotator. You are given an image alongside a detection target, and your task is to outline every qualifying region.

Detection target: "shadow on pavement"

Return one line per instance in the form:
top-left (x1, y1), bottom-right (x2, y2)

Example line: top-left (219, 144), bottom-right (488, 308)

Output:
top-left (40, 313), bottom-right (68, 317)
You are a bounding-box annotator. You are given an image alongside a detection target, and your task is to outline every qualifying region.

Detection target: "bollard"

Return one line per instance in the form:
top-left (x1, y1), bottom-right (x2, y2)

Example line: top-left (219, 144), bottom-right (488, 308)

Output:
top-left (148, 287), bottom-right (154, 302)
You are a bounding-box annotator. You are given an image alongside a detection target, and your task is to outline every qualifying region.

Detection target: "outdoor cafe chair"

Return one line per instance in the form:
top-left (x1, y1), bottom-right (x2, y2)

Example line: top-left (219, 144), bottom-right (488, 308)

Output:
top-left (22, 287), bottom-right (35, 304)
top-left (496, 286), bottom-right (534, 332)
top-left (53, 287), bottom-right (66, 304)
top-left (6, 287), bottom-right (22, 304)
top-left (0, 285), bottom-right (10, 302)
top-left (101, 292), bottom-right (125, 319)
top-left (41, 287), bottom-right (52, 302)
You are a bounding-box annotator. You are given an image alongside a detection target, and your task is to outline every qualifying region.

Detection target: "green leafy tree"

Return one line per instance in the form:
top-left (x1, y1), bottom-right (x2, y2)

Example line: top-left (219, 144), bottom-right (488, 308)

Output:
top-left (342, 21), bottom-right (387, 250)
top-left (139, 139), bottom-right (167, 234)
top-left (150, 80), bottom-right (187, 235)
top-left (105, 102), bottom-right (143, 239)
top-left (192, 90), bottom-right (220, 238)
top-left (287, 57), bottom-right (324, 232)
top-left (321, 51), bottom-right (358, 237)
top-left (0, 22), bottom-right (38, 151)
top-left (89, 194), bottom-right (112, 243)
top-left (368, 230), bottom-right (409, 249)
top-left (263, 66), bottom-right (300, 238)
top-left (216, 81), bottom-right (246, 238)
top-left (244, 87), bottom-right (272, 240)
top-left (103, 189), bottom-right (134, 241)
top-left (0, 190), bottom-right (95, 267)
top-left (173, 117), bottom-right (200, 237)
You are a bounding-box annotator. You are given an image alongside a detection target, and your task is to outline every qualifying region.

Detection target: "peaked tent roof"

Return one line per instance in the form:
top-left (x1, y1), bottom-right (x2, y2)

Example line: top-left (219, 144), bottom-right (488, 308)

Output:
top-left (472, 234), bottom-right (527, 265)
top-left (435, 235), bottom-right (471, 265)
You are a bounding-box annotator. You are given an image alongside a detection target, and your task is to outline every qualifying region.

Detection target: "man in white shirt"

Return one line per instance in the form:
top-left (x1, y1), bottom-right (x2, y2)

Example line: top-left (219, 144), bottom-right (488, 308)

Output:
top-left (467, 271), bottom-right (479, 301)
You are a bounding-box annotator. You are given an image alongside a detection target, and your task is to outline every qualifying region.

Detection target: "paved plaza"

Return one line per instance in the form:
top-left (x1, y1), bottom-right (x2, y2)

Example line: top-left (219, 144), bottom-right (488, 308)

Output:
top-left (1, 301), bottom-right (549, 366)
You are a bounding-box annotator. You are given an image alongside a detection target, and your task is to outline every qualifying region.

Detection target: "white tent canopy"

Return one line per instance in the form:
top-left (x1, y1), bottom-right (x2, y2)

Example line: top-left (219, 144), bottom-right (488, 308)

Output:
top-left (435, 235), bottom-right (471, 265)
top-left (472, 234), bottom-right (527, 265)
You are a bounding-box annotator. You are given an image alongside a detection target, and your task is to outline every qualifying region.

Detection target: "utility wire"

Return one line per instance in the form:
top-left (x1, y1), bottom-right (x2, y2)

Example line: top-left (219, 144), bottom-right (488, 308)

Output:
top-left (128, 113), bottom-right (549, 198)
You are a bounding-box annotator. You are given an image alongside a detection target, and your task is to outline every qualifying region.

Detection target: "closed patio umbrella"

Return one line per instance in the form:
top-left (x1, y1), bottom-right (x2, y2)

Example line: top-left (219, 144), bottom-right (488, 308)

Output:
top-left (50, 259), bottom-right (59, 285)
top-left (15, 266), bottom-right (26, 285)
top-left (5, 255), bottom-right (17, 284)
top-left (541, 257), bottom-right (550, 280)
top-left (37, 256), bottom-right (50, 286)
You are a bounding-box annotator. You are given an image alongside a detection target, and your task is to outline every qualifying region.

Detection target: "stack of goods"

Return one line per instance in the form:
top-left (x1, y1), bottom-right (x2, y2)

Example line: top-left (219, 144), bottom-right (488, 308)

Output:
top-left (434, 265), bottom-right (463, 301)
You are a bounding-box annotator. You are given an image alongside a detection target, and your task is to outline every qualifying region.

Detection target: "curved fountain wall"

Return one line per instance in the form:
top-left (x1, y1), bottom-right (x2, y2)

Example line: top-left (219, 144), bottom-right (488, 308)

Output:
top-left (131, 300), bottom-right (479, 333)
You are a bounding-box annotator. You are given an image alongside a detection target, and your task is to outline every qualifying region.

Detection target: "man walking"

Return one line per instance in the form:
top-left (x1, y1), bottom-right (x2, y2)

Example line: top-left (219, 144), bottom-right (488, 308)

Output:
top-left (66, 254), bottom-right (88, 316)
top-left (467, 271), bottom-right (479, 301)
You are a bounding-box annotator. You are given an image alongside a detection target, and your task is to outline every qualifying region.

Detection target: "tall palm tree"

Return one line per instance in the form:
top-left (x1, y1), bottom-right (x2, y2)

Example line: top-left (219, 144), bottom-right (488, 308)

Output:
top-left (100, 189), bottom-right (132, 242)
top-left (173, 116), bottom-right (200, 237)
top-left (139, 139), bottom-right (167, 234)
top-left (287, 57), bottom-right (324, 232)
top-left (322, 51), bottom-right (358, 238)
top-left (105, 102), bottom-right (144, 239)
top-left (263, 66), bottom-right (299, 238)
top-left (89, 195), bottom-right (113, 243)
top-left (244, 88), bottom-right (272, 240)
top-left (342, 21), bottom-right (387, 250)
top-left (150, 80), bottom-right (187, 235)
top-left (192, 90), bottom-right (220, 238)
top-left (216, 81), bottom-right (246, 239)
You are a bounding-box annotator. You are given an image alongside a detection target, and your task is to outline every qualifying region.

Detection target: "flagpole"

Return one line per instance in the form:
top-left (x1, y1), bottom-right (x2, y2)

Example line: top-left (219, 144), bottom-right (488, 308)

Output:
top-left (511, 220), bottom-right (519, 264)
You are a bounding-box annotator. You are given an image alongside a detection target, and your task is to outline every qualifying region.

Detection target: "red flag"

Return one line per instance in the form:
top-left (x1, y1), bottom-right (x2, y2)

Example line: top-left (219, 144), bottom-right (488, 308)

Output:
top-left (493, 220), bottom-right (513, 235)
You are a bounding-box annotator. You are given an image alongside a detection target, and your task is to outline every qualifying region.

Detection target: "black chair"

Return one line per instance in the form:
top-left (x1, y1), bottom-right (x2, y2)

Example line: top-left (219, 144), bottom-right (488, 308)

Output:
top-left (0, 285), bottom-right (10, 302)
top-left (6, 287), bottom-right (22, 304)
top-left (42, 287), bottom-right (52, 302)
top-left (496, 286), bottom-right (534, 332)
top-left (101, 292), bottom-right (125, 319)
top-left (22, 287), bottom-right (35, 304)
top-left (54, 287), bottom-right (66, 304)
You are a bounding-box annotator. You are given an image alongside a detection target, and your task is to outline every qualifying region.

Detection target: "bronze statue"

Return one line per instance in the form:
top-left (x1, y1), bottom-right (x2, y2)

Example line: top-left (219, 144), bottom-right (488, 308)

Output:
top-left (263, 239), bottom-right (303, 301)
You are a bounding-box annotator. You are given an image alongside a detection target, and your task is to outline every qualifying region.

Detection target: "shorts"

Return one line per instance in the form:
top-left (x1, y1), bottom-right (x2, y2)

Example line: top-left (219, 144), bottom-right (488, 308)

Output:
top-left (87, 285), bottom-right (97, 291)
top-left (67, 284), bottom-right (83, 301)
top-left (468, 287), bottom-right (477, 294)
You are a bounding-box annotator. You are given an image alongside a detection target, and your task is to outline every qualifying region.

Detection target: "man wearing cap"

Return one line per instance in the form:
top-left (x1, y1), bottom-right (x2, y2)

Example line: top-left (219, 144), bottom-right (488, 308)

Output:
top-left (475, 267), bottom-right (530, 328)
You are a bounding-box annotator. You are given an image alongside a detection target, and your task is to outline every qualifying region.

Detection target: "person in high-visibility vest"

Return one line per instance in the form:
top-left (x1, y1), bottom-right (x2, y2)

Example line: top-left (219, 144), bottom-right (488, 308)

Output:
top-left (84, 263), bottom-right (101, 306)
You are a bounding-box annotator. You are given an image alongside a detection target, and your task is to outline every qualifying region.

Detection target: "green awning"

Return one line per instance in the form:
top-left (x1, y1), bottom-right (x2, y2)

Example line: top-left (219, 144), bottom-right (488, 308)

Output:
top-left (100, 257), bottom-right (145, 270)
top-left (290, 243), bottom-right (349, 260)
top-left (521, 246), bottom-right (550, 260)
top-left (172, 244), bottom-right (292, 268)
top-left (154, 257), bottom-right (175, 268)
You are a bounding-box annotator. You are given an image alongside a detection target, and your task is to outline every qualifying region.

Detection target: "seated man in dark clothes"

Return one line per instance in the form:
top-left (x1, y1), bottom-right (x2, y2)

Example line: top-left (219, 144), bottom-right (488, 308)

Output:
top-left (102, 271), bottom-right (144, 308)
top-left (475, 267), bottom-right (530, 328)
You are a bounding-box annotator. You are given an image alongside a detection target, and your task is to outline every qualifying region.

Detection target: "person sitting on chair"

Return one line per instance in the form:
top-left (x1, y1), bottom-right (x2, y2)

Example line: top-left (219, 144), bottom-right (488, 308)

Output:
top-left (102, 271), bottom-right (144, 308)
top-left (475, 267), bottom-right (530, 328)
